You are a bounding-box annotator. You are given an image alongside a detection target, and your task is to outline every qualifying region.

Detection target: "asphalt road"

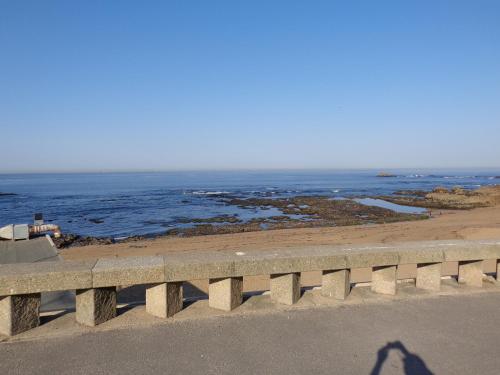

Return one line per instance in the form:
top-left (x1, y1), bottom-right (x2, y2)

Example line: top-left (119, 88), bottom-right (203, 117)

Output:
top-left (1, 293), bottom-right (500, 375)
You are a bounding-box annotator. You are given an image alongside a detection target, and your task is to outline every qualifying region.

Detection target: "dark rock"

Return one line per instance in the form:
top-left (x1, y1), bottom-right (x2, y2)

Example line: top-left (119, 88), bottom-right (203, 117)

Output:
top-left (54, 233), bottom-right (149, 249)
top-left (189, 215), bottom-right (242, 224)
top-left (451, 186), bottom-right (465, 195)
top-left (376, 172), bottom-right (397, 177)
top-left (164, 196), bottom-right (428, 238)
top-left (433, 186), bottom-right (449, 194)
top-left (53, 234), bottom-right (115, 248)
top-left (393, 190), bottom-right (428, 198)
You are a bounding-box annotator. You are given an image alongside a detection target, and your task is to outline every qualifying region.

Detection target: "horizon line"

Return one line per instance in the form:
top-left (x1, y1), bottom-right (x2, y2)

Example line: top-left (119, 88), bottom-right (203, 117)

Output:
top-left (1, 166), bottom-right (500, 175)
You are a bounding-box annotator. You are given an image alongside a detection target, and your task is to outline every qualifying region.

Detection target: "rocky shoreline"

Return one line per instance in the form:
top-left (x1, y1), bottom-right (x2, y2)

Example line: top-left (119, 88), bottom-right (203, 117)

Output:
top-left (373, 185), bottom-right (500, 210)
top-left (54, 196), bottom-right (429, 248)
top-left (53, 185), bottom-right (500, 249)
top-left (163, 196), bottom-right (428, 238)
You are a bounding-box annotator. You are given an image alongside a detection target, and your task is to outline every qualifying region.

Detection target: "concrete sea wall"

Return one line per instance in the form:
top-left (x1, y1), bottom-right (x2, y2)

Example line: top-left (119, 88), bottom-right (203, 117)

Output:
top-left (1, 239), bottom-right (500, 336)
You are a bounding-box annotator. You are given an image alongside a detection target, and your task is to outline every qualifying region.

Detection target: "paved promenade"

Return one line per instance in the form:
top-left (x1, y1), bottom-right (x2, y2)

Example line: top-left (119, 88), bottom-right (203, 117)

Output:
top-left (1, 292), bottom-right (500, 375)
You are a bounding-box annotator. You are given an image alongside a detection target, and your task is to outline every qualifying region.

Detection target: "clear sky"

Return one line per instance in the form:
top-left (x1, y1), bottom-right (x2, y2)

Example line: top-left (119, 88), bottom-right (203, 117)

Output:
top-left (1, 1), bottom-right (499, 172)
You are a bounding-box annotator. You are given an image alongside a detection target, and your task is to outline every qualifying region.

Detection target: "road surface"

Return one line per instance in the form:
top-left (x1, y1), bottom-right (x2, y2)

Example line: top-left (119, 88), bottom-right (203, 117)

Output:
top-left (1, 292), bottom-right (500, 374)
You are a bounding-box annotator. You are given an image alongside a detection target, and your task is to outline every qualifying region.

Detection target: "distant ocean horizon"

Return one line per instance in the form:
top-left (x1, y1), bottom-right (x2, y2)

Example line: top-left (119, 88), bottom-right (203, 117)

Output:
top-left (1, 169), bottom-right (499, 239)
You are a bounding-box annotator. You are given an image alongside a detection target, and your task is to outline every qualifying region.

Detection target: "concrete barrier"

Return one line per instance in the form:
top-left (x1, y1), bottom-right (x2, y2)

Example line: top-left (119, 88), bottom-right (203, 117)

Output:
top-left (1, 240), bottom-right (500, 336)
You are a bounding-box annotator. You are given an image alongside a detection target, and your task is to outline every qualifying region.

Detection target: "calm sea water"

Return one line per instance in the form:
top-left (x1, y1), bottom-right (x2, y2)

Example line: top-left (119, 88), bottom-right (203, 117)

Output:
top-left (0, 170), bottom-right (498, 238)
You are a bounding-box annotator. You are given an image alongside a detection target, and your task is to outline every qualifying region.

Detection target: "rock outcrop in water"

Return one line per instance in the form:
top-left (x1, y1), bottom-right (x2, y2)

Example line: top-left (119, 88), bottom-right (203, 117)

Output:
top-left (376, 185), bottom-right (500, 210)
top-left (164, 196), bottom-right (428, 238)
top-left (377, 172), bottom-right (397, 177)
top-left (54, 185), bottom-right (500, 248)
top-left (53, 233), bottom-right (146, 248)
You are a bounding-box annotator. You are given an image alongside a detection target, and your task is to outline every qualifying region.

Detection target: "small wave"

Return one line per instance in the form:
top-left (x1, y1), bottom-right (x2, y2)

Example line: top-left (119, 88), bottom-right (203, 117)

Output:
top-left (443, 176), bottom-right (476, 179)
top-left (191, 191), bottom-right (231, 196)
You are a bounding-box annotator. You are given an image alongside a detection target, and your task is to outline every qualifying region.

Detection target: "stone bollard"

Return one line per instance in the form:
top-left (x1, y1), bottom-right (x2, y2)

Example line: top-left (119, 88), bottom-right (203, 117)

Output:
top-left (270, 273), bottom-right (301, 305)
top-left (371, 266), bottom-right (397, 295)
top-left (146, 282), bottom-right (183, 318)
top-left (321, 269), bottom-right (351, 300)
top-left (209, 277), bottom-right (243, 311)
top-left (76, 287), bottom-right (117, 327)
top-left (416, 263), bottom-right (442, 291)
top-left (458, 260), bottom-right (483, 287)
top-left (0, 294), bottom-right (41, 336)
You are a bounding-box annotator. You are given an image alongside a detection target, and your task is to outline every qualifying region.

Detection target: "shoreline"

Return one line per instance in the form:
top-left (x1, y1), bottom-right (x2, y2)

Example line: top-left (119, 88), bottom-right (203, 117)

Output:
top-left (55, 185), bottom-right (500, 250)
top-left (61, 202), bottom-right (500, 261)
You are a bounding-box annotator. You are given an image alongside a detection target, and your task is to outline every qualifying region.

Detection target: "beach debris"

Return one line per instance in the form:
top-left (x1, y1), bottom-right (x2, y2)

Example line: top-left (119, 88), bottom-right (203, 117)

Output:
top-left (0, 224), bottom-right (29, 241)
top-left (30, 224), bottom-right (61, 238)
top-left (0, 213), bottom-right (61, 241)
top-left (0, 224), bottom-right (61, 240)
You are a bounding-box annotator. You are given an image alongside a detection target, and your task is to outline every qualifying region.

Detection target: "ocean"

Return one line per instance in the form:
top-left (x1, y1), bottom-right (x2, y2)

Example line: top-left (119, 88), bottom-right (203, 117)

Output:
top-left (0, 170), bottom-right (498, 238)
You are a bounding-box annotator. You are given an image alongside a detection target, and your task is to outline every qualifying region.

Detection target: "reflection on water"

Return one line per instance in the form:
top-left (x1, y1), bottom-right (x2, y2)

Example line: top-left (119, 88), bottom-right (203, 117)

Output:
top-left (354, 198), bottom-right (427, 214)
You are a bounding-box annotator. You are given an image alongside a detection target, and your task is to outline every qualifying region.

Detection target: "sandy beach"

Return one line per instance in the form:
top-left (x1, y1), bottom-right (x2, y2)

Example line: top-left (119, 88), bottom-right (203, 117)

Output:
top-left (58, 201), bottom-right (500, 295)
top-left (62, 203), bottom-right (500, 261)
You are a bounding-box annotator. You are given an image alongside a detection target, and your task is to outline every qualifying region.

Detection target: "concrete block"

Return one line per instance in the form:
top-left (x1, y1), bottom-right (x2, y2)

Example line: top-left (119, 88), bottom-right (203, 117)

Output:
top-left (321, 269), bottom-right (350, 300)
top-left (165, 248), bottom-right (346, 281)
top-left (270, 273), bottom-right (301, 305)
top-left (416, 263), bottom-right (442, 291)
top-left (92, 256), bottom-right (165, 288)
top-left (146, 282), bottom-right (183, 318)
top-left (345, 250), bottom-right (398, 269)
top-left (398, 247), bottom-right (444, 265)
top-left (162, 241), bottom-right (499, 282)
top-left (0, 293), bottom-right (41, 336)
top-left (371, 266), bottom-right (397, 295)
top-left (232, 248), bottom-right (347, 276)
top-left (458, 260), bottom-right (483, 287)
top-left (0, 236), bottom-right (59, 264)
top-left (0, 260), bottom-right (96, 296)
top-left (75, 287), bottom-right (116, 327)
top-left (165, 252), bottom-right (236, 282)
top-left (443, 242), bottom-right (500, 262)
top-left (209, 277), bottom-right (243, 311)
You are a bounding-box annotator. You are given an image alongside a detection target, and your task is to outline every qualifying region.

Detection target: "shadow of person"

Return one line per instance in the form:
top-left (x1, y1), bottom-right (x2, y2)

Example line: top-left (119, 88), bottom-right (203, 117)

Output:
top-left (370, 341), bottom-right (434, 375)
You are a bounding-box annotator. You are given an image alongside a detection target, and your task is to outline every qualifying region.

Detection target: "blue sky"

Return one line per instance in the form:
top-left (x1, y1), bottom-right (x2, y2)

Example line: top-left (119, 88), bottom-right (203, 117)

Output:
top-left (1, 1), bottom-right (499, 172)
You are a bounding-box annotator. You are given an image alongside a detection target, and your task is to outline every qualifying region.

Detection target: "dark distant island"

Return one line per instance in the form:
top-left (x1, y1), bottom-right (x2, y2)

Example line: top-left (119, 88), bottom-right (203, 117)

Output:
top-left (376, 172), bottom-right (397, 178)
